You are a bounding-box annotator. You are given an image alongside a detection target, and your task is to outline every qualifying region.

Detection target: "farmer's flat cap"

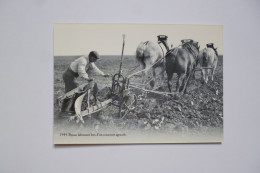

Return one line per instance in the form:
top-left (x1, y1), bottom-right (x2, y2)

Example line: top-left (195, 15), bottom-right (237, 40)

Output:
top-left (206, 43), bottom-right (214, 47)
top-left (89, 51), bottom-right (100, 59)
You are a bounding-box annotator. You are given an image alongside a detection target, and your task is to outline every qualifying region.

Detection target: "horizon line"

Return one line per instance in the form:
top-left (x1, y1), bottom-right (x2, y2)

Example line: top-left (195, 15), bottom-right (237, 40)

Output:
top-left (54, 54), bottom-right (135, 57)
top-left (54, 54), bottom-right (223, 57)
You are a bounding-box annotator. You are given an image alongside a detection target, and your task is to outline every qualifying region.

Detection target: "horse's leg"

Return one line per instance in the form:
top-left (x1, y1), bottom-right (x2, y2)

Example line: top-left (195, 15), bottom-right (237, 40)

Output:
top-left (205, 69), bottom-right (209, 84)
top-left (142, 70), bottom-right (147, 84)
top-left (201, 69), bottom-right (204, 80)
top-left (151, 67), bottom-right (156, 89)
top-left (160, 65), bottom-right (165, 83)
top-left (193, 70), bottom-right (196, 80)
top-left (141, 61), bottom-right (147, 85)
top-left (193, 59), bottom-right (199, 80)
top-left (192, 63), bottom-right (197, 80)
top-left (211, 68), bottom-right (214, 81)
top-left (152, 67), bottom-right (156, 79)
top-left (183, 70), bottom-right (193, 94)
top-left (176, 73), bottom-right (185, 92)
top-left (201, 69), bottom-right (206, 84)
top-left (179, 73), bottom-right (186, 93)
top-left (176, 74), bottom-right (180, 92)
top-left (211, 68), bottom-right (215, 81)
top-left (167, 72), bottom-right (173, 92)
top-left (212, 57), bottom-right (218, 81)
top-left (161, 69), bottom-right (165, 86)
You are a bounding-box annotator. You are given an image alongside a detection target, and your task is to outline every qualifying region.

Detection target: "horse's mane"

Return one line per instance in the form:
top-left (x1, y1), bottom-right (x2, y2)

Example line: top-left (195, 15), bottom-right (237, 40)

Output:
top-left (182, 42), bottom-right (199, 58)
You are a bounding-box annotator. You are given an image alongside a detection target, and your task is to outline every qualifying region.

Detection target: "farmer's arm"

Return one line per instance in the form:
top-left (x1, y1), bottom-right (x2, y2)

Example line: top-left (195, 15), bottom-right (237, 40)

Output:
top-left (90, 63), bottom-right (105, 76)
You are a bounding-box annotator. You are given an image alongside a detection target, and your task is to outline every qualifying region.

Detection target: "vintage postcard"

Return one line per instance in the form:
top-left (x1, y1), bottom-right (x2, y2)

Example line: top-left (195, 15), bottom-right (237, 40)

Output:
top-left (53, 23), bottom-right (223, 144)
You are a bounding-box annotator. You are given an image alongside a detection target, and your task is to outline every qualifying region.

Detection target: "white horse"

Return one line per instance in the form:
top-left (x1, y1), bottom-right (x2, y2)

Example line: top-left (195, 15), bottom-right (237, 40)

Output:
top-left (135, 41), bottom-right (165, 87)
top-left (198, 48), bottom-right (218, 83)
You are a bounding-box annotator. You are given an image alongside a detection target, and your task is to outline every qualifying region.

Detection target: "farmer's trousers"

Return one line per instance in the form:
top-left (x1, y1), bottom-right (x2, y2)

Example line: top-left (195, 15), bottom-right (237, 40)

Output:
top-left (61, 68), bottom-right (79, 112)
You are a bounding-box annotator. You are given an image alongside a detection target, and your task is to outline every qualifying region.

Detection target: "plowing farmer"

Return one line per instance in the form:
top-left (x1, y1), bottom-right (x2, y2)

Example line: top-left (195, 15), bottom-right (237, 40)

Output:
top-left (61, 51), bottom-right (109, 113)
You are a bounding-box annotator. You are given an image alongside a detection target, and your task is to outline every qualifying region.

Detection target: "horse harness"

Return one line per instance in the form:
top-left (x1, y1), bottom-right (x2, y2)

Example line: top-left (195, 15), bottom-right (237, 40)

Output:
top-left (211, 48), bottom-right (218, 56)
top-left (206, 43), bottom-right (218, 56)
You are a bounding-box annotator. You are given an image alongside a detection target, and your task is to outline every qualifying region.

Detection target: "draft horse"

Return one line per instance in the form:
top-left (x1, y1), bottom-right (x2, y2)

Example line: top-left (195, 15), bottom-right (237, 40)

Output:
top-left (198, 43), bottom-right (218, 84)
top-left (135, 41), bottom-right (165, 88)
top-left (158, 36), bottom-right (200, 93)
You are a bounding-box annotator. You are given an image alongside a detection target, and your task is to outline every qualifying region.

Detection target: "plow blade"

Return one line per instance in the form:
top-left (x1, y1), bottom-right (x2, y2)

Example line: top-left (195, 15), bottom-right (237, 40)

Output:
top-left (81, 99), bottom-right (113, 117)
top-left (74, 92), bottom-right (87, 123)
top-left (74, 93), bottom-right (113, 123)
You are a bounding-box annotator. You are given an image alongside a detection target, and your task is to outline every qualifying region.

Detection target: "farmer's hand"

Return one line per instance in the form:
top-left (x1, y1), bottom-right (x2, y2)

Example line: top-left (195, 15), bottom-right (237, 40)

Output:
top-left (79, 85), bottom-right (86, 91)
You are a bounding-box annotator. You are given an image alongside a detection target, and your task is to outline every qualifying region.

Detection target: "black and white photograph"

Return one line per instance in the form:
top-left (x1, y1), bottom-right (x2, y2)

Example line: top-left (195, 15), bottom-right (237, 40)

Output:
top-left (2, 0), bottom-right (260, 172)
top-left (54, 23), bottom-right (223, 144)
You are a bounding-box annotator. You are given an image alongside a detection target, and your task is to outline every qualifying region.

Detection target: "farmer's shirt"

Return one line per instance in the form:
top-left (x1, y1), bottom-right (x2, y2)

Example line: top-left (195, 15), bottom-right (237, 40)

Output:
top-left (69, 55), bottom-right (105, 79)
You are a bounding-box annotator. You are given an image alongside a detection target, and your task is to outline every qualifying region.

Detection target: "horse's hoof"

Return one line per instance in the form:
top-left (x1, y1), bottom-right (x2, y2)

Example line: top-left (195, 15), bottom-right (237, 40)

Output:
top-left (69, 116), bottom-right (76, 121)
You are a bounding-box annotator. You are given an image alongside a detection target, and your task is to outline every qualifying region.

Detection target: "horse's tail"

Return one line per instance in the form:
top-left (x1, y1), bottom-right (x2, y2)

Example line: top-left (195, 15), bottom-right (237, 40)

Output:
top-left (136, 42), bottom-right (147, 69)
top-left (202, 49), bottom-right (208, 66)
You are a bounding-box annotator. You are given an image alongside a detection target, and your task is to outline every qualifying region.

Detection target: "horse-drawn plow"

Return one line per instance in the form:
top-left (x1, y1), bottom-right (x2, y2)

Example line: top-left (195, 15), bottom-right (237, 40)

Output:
top-left (57, 35), bottom-right (214, 124)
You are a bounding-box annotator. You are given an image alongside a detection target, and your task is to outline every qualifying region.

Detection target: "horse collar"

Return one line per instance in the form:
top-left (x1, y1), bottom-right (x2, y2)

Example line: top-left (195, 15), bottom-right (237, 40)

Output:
top-left (209, 47), bottom-right (218, 56)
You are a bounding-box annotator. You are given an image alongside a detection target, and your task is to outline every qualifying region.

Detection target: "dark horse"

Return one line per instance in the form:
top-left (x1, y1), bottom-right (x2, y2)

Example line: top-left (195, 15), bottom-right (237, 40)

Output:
top-left (158, 36), bottom-right (200, 93)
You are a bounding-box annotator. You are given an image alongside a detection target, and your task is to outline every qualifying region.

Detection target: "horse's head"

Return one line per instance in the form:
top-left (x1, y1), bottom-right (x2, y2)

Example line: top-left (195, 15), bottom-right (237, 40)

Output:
top-left (157, 35), bottom-right (170, 51)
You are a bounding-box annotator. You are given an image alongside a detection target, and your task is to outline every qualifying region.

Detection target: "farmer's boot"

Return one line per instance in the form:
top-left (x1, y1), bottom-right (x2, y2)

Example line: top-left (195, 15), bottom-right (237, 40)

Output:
top-left (61, 98), bottom-right (70, 112)
top-left (68, 94), bottom-right (80, 114)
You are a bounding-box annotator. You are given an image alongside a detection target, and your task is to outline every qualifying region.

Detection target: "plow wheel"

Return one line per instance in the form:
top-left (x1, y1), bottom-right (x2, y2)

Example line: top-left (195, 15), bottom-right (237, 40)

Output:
top-left (112, 73), bottom-right (125, 95)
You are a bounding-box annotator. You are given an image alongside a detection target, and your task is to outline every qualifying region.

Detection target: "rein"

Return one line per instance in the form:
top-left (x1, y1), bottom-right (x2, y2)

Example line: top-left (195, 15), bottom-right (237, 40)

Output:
top-left (127, 55), bottom-right (165, 78)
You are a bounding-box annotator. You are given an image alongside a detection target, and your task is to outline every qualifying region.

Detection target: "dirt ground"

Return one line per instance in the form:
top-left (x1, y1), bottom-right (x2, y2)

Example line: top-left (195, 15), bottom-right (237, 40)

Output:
top-left (54, 55), bottom-right (223, 137)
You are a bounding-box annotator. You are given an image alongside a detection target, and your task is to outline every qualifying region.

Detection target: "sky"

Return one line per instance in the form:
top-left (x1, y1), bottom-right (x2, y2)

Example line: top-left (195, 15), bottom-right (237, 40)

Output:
top-left (54, 23), bottom-right (223, 56)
